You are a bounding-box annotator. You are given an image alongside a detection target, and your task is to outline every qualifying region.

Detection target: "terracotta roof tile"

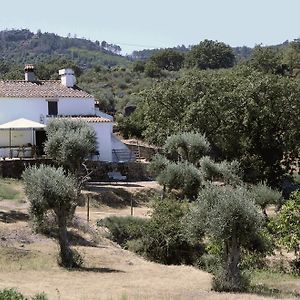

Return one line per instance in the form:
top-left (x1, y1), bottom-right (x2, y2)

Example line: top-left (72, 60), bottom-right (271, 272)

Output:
top-left (0, 80), bottom-right (93, 98)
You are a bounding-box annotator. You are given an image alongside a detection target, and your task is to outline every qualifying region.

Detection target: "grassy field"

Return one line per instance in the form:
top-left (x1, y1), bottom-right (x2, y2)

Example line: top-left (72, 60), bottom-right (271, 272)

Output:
top-left (0, 178), bottom-right (24, 201)
top-left (0, 179), bottom-right (300, 299)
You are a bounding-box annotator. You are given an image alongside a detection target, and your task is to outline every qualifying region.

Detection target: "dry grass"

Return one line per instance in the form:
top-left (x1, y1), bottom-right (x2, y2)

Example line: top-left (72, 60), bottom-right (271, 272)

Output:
top-left (0, 180), bottom-right (299, 299)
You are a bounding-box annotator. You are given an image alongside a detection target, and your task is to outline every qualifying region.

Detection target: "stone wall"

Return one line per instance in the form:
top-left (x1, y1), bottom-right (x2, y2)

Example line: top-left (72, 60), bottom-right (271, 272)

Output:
top-left (0, 158), bottom-right (53, 178)
top-left (85, 161), bottom-right (152, 181)
top-left (0, 159), bottom-right (152, 181)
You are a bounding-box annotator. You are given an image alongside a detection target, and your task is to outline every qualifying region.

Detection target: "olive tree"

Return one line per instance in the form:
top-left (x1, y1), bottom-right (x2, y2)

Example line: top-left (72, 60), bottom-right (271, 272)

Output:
top-left (149, 132), bottom-right (241, 200)
top-left (44, 119), bottom-right (97, 190)
top-left (251, 182), bottom-right (282, 220)
top-left (23, 165), bottom-right (80, 268)
top-left (188, 183), bottom-right (264, 291)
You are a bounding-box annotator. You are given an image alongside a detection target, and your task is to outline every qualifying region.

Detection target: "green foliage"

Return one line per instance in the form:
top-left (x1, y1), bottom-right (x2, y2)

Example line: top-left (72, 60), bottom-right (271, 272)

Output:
top-left (199, 156), bottom-right (242, 185)
top-left (116, 107), bottom-right (146, 139)
top-left (212, 268), bottom-right (250, 293)
top-left (147, 154), bottom-right (169, 177)
top-left (144, 61), bottom-right (162, 78)
top-left (139, 197), bottom-right (201, 264)
top-left (0, 29), bottom-right (129, 70)
top-left (22, 165), bottom-right (80, 268)
top-left (271, 192), bottom-right (300, 258)
top-left (132, 60), bottom-right (145, 73)
top-left (139, 67), bottom-right (300, 186)
top-left (195, 184), bottom-right (262, 242)
top-left (150, 132), bottom-right (241, 199)
top-left (45, 119), bottom-right (97, 174)
top-left (0, 289), bottom-right (48, 300)
top-left (185, 39), bottom-right (235, 69)
top-left (149, 49), bottom-right (185, 71)
top-left (188, 183), bottom-right (264, 292)
top-left (0, 289), bottom-right (26, 300)
top-left (31, 293), bottom-right (48, 300)
top-left (99, 197), bottom-right (201, 265)
top-left (157, 162), bottom-right (202, 200)
top-left (22, 165), bottom-right (77, 222)
top-left (163, 132), bottom-right (210, 164)
top-left (248, 46), bottom-right (284, 74)
top-left (251, 182), bottom-right (282, 216)
top-left (97, 216), bottom-right (148, 247)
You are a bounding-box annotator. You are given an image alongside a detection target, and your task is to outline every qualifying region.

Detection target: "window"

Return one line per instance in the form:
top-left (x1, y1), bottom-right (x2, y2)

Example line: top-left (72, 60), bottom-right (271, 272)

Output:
top-left (48, 101), bottom-right (58, 116)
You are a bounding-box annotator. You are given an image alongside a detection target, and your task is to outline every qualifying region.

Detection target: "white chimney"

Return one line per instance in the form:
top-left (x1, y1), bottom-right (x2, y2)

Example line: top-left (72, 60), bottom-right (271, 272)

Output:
top-left (59, 68), bottom-right (76, 87)
top-left (24, 64), bottom-right (37, 82)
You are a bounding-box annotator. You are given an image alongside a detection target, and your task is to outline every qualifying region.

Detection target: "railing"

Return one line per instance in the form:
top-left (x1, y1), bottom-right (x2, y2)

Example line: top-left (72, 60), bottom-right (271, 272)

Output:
top-left (112, 149), bottom-right (136, 162)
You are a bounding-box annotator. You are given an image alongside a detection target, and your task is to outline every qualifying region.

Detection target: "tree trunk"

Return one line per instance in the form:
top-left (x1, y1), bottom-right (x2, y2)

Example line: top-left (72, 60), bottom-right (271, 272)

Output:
top-left (225, 233), bottom-right (242, 291)
top-left (57, 215), bottom-right (74, 268)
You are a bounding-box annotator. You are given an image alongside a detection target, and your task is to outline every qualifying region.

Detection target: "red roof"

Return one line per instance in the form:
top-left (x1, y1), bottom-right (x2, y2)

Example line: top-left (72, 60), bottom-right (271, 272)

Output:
top-left (0, 80), bottom-right (93, 98)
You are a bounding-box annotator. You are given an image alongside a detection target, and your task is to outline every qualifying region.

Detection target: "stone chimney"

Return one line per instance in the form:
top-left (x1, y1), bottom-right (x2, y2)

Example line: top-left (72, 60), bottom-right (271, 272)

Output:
top-left (24, 64), bottom-right (37, 82)
top-left (59, 68), bottom-right (76, 87)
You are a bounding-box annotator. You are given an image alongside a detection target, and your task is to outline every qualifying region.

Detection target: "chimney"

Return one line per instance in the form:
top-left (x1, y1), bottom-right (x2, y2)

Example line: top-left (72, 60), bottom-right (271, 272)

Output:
top-left (59, 68), bottom-right (76, 87)
top-left (24, 64), bottom-right (37, 82)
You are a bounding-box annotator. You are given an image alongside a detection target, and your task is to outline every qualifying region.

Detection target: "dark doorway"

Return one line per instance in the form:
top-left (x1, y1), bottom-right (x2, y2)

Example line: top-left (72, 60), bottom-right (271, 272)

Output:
top-left (35, 130), bottom-right (47, 156)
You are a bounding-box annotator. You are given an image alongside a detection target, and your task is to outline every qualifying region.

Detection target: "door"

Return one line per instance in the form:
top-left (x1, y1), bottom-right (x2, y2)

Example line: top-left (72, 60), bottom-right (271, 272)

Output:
top-left (35, 130), bottom-right (47, 156)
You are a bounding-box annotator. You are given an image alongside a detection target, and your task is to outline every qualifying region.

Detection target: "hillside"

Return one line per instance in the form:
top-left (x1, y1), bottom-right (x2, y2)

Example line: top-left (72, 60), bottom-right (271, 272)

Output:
top-left (0, 29), bottom-right (131, 69)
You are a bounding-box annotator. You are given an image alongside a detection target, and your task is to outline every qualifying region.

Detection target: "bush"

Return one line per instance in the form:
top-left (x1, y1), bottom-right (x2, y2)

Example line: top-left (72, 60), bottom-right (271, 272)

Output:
top-left (212, 267), bottom-right (250, 292)
top-left (97, 216), bottom-right (148, 247)
top-left (0, 289), bottom-right (26, 300)
top-left (0, 289), bottom-right (48, 300)
top-left (140, 197), bottom-right (202, 264)
top-left (99, 197), bottom-right (202, 265)
top-left (157, 162), bottom-right (202, 200)
top-left (31, 293), bottom-right (48, 300)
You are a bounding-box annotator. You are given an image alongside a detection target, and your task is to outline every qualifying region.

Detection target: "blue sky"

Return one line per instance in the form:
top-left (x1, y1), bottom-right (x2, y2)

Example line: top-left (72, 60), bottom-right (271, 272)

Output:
top-left (1, 0), bottom-right (300, 54)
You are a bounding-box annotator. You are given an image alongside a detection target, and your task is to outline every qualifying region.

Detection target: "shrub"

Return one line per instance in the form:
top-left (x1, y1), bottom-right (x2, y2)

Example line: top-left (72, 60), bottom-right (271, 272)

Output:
top-left (31, 293), bottom-right (48, 300)
top-left (99, 197), bottom-right (202, 265)
top-left (212, 267), bottom-right (250, 293)
top-left (0, 289), bottom-right (26, 300)
top-left (97, 216), bottom-right (148, 247)
top-left (157, 162), bottom-right (202, 200)
top-left (140, 197), bottom-right (202, 264)
top-left (270, 192), bottom-right (300, 263)
top-left (0, 289), bottom-right (48, 300)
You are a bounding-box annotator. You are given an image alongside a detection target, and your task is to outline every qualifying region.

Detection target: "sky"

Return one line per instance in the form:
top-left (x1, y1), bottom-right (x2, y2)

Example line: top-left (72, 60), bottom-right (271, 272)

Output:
top-left (1, 0), bottom-right (300, 54)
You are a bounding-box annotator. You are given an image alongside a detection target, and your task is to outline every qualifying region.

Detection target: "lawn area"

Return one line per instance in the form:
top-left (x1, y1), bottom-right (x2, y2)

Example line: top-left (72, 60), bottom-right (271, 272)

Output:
top-left (251, 270), bottom-right (300, 299)
top-left (0, 178), bottom-right (24, 202)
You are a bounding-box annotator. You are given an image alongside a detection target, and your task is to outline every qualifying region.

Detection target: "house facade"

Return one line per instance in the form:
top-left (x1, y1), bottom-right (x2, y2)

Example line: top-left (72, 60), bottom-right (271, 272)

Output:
top-left (0, 65), bottom-right (131, 161)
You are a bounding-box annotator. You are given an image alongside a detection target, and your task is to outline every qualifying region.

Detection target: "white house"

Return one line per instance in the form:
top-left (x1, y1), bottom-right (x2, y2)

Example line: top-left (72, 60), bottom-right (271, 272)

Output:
top-left (0, 65), bottom-right (133, 161)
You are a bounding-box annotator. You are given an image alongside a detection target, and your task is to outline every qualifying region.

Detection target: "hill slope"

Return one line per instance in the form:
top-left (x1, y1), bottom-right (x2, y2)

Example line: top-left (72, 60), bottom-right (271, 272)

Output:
top-left (0, 29), bottom-right (130, 68)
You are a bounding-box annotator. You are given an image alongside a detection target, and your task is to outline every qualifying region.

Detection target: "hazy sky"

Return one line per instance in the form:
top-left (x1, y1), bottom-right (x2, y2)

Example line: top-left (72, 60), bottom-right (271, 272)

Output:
top-left (1, 0), bottom-right (299, 54)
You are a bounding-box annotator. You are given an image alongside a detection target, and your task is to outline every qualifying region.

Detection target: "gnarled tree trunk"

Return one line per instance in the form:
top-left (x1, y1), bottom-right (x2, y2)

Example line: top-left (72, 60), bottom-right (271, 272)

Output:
top-left (223, 229), bottom-right (242, 291)
top-left (57, 214), bottom-right (74, 268)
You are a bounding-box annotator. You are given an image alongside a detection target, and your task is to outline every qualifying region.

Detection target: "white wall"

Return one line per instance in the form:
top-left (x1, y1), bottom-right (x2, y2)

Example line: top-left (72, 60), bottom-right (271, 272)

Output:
top-left (91, 123), bottom-right (113, 161)
top-left (0, 97), bottom-right (95, 124)
top-left (111, 134), bottom-right (129, 150)
top-left (58, 98), bottom-right (95, 116)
